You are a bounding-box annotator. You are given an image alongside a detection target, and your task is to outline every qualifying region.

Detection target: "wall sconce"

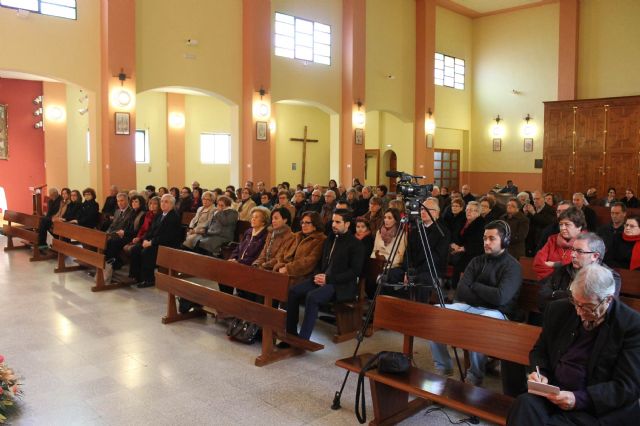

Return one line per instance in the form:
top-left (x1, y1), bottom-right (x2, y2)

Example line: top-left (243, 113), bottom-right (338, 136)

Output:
top-left (112, 68), bottom-right (133, 108)
top-left (425, 108), bottom-right (436, 135)
top-left (34, 120), bottom-right (43, 129)
top-left (33, 95), bottom-right (43, 105)
top-left (253, 87), bottom-right (270, 119)
top-left (46, 106), bottom-right (65, 121)
top-left (269, 119), bottom-right (277, 133)
top-left (168, 112), bottom-right (185, 128)
top-left (491, 115), bottom-right (505, 138)
top-left (33, 107), bottom-right (43, 117)
top-left (522, 114), bottom-right (536, 138)
top-left (353, 100), bottom-right (365, 128)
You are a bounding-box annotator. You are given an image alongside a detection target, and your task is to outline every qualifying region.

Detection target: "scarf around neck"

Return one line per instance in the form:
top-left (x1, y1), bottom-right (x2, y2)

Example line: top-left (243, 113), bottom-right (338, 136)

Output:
top-left (380, 225), bottom-right (397, 246)
top-left (622, 232), bottom-right (640, 270)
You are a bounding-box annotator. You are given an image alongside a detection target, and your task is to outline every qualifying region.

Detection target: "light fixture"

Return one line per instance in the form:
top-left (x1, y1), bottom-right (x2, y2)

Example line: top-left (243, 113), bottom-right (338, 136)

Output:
top-left (353, 100), bottom-right (365, 128)
top-left (522, 114), bottom-right (536, 138)
top-left (46, 106), bottom-right (65, 121)
top-left (33, 96), bottom-right (43, 105)
top-left (113, 68), bottom-right (133, 107)
top-left (253, 87), bottom-right (270, 119)
top-left (425, 108), bottom-right (436, 135)
top-left (269, 119), bottom-right (277, 133)
top-left (34, 120), bottom-right (43, 129)
top-left (168, 112), bottom-right (185, 128)
top-left (78, 107), bottom-right (89, 115)
top-left (491, 115), bottom-right (505, 138)
top-left (33, 107), bottom-right (43, 117)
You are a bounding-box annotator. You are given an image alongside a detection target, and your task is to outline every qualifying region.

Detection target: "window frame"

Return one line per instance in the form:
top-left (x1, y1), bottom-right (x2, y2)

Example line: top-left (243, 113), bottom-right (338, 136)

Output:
top-left (0, 0), bottom-right (77, 20)
top-left (135, 129), bottom-right (150, 164)
top-left (434, 52), bottom-right (465, 90)
top-left (274, 11), bottom-right (331, 66)
top-left (200, 132), bottom-right (231, 165)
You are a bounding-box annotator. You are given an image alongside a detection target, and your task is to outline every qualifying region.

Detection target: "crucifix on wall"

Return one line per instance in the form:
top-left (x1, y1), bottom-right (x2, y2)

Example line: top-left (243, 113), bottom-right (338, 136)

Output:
top-left (290, 125), bottom-right (319, 185)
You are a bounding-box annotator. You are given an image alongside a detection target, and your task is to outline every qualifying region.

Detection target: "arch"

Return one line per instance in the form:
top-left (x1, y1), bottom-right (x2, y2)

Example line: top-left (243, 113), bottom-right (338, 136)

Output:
top-left (382, 149), bottom-right (398, 191)
top-left (145, 86), bottom-right (237, 108)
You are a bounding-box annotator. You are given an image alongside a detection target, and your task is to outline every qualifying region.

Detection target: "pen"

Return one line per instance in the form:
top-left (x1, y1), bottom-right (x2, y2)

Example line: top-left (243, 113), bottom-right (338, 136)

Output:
top-left (536, 365), bottom-right (541, 381)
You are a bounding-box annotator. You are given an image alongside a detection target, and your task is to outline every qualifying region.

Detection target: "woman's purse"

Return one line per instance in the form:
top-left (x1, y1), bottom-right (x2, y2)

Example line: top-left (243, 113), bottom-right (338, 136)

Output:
top-left (355, 351), bottom-right (411, 424)
top-left (226, 318), bottom-right (261, 344)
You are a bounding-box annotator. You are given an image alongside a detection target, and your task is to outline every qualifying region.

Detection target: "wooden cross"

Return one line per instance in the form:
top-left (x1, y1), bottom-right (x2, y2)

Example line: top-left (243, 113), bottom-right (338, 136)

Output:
top-left (290, 125), bottom-right (319, 185)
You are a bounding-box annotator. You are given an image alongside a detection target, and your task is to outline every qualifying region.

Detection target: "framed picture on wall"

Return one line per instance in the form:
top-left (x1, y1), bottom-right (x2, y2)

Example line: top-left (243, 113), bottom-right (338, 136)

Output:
top-left (115, 112), bottom-right (130, 135)
top-left (256, 121), bottom-right (268, 141)
top-left (0, 104), bottom-right (7, 160)
top-left (354, 128), bottom-right (364, 145)
top-left (492, 138), bottom-right (502, 152)
top-left (524, 138), bottom-right (534, 152)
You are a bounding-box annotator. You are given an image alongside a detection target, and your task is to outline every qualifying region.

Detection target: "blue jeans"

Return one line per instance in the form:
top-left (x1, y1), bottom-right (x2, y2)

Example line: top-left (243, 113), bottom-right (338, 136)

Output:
top-left (429, 303), bottom-right (506, 383)
top-left (286, 278), bottom-right (335, 340)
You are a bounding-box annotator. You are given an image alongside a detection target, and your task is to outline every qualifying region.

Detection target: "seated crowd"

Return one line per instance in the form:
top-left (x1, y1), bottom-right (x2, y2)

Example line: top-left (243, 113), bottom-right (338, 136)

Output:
top-left (30, 178), bottom-right (640, 422)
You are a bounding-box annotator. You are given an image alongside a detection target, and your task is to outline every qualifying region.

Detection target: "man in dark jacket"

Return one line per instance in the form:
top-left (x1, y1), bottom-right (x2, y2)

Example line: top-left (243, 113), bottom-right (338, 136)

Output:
top-left (524, 190), bottom-right (556, 256)
top-left (430, 220), bottom-right (522, 385)
top-left (130, 194), bottom-right (183, 288)
top-left (285, 209), bottom-right (364, 340)
top-left (573, 192), bottom-right (597, 232)
top-left (104, 192), bottom-right (134, 267)
top-left (37, 187), bottom-right (62, 247)
top-left (507, 264), bottom-right (640, 425)
top-left (597, 202), bottom-right (626, 252)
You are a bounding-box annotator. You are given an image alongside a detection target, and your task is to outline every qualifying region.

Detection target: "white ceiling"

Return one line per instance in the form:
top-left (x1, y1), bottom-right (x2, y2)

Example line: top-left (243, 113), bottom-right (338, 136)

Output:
top-left (447, 0), bottom-right (547, 14)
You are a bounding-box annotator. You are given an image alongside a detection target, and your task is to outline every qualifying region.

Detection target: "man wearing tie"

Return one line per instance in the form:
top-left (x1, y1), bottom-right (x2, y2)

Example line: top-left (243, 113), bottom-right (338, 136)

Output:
top-left (130, 194), bottom-right (183, 288)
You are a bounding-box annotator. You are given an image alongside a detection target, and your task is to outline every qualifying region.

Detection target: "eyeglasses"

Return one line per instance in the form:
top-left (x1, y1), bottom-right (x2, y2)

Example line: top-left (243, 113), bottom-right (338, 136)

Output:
top-left (558, 222), bottom-right (576, 228)
top-left (570, 248), bottom-right (596, 255)
top-left (300, 221), bottom-right (313, 225)
top-left (624, 223), bottom-right (639, 229)
top-left (568, 295), bottom-right (608, 315)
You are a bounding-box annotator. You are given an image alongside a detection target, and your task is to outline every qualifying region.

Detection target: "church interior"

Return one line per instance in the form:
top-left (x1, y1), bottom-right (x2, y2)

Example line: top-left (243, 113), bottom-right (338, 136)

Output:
top-left (1, 0), bottom-right (640, 425)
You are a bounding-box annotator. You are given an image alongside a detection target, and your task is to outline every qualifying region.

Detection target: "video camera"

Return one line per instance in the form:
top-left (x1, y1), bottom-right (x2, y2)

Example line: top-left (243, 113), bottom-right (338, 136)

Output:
top-left (385, 170), bottom-right (434, 216)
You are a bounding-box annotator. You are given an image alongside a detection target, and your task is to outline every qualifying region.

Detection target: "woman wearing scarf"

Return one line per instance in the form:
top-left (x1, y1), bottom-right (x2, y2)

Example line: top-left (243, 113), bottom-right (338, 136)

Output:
top-left (183, 191), bottom-right (215, 250)
top-left (253, 207), bottom-right (295, 270)
top-left (501, 198), bottom-right (530, 259)
top-left (237, 187), bottom-right (257, 221)
top-left (534, 207), bottom-right (586, 279)
top-left (124, 196), bottom-right (160, 256)
top-left (371, 208), bottom-right (406, 268)
top-left (606, 216), bottom-right (640, 270)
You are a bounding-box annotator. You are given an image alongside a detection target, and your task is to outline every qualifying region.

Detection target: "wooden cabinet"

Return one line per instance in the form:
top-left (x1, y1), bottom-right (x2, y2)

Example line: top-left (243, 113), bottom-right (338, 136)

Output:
top-left (543, 96), bottom-right (640, 199)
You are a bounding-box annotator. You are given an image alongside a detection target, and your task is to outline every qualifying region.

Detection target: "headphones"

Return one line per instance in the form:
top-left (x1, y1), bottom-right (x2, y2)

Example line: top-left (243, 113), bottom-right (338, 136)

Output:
top-left (488, 220), bottom-right (512, 249)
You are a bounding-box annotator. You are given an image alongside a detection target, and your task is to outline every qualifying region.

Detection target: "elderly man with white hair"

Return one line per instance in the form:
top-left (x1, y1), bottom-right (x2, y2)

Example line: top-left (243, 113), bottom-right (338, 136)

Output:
top-left (507, 264), bottom-right (640, 425)
top-left (129, 194), bottom-right (183, 288)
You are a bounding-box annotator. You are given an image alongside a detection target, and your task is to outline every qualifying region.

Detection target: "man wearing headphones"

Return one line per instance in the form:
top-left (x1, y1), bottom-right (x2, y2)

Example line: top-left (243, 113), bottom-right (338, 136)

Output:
top-left (429, 220), bottom-right (522, 386)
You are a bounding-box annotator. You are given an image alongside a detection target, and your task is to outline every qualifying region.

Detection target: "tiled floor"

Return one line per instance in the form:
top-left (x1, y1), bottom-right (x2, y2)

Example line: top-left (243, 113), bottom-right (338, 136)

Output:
top-left (1, 236), bottom-right (497, 425)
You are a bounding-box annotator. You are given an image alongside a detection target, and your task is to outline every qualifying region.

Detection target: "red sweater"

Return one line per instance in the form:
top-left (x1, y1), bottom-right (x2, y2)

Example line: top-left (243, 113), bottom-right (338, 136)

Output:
top-left (533, 233), bottom-right (575, 280)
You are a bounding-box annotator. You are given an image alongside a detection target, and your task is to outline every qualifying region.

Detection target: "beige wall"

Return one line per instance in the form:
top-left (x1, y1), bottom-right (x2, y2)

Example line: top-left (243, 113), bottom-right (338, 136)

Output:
top-left (135, 0), bottom-right (242, 106)
top-left (274, 103), bottom-right (331, 186)
top-left (578, 0), bottom-right (640, 99)
top-left (66, 85), bottom-right (91, 192)
top-left (185, 95), bottom-right (234, 188)
top-left (135, 91), bottom-right (168, 190)
top-left (271, 0), bottom-right (343, 113)
top-left (379, 112), bottom-right (414, 183)
top-left (470, 4), bottom-right (559, 175)
top-left (365, 0), bottom-right (415, 121)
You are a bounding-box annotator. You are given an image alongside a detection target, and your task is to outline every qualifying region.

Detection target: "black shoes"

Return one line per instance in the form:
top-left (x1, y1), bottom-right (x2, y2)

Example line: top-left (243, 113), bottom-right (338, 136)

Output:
top-left (136, 281), bottom-right (155, 288)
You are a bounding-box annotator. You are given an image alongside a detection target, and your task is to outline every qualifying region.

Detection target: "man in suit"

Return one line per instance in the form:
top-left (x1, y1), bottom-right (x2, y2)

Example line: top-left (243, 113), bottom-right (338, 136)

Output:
top-left (597, 202), bottom-right (627, 251)
top-left (461, 184), bottom-right (476, 205)
top-left (573, 192), bottom-right (597, 231)
top-left (507, 264), bottom-right (640, 425)
top-left (524, 190), bottom-right (557, 256)
top-left (130, 194), bottom-right (183, 288)
top-left (284, 209), bottom-right (364, 341)
top-left (37, 187), bottom-right (62, 247)
top-left (104, 192), bottom-right (134, 267)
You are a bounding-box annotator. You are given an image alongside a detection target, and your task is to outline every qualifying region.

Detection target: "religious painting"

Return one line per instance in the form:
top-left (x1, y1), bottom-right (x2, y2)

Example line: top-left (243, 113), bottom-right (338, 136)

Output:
top-left (115, 112), bottom-right (130, 135)
top-left (256, 121), bottom-right (268, 141)
top-left (354, 128), bottom-right (364, 145)
top-left (492, 138), bottom-right (502, 152)
top-left (0, 104), bottom-right (7, 160)
top-left (524, 138), bottom-right (534, 152)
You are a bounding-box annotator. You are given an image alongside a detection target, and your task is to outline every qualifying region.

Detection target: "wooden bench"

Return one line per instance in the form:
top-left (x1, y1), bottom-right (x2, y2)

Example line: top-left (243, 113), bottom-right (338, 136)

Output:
top-left (181, 211), bottom-right (196, 226)
top-left (518, 257), bottom-right (541, 316)
top-left (336, 296), bottom-right (541, 426)
top-left (616, 268), bottom-right (640, 312)
top-left (51, 221), bottom-right (132, 292)
top-left (155, 246), bottom-right (324, 366)
top-left (2, 210), bottom-right (53, 261)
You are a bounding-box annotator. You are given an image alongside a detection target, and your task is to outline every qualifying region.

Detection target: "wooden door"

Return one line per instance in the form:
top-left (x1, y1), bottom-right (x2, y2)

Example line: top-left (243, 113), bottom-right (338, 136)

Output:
top-left (543, 105), bottom-right (574, 198)
top-left (433, 149), bottom-right (460, 191)
top-left (389, 151), bottom-right (397, 192)
top-left (573, 105), bottom-right (605, 194)
top-left (606, 103), bottom-right (640, 194)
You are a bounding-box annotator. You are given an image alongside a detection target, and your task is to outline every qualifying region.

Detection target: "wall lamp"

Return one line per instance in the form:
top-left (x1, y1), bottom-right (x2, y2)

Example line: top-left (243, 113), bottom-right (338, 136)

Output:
top-left (522, 114), bottom-right (536, 138)
top-left (46, 106), bottom-right (65, 121)
top-left (253, 87), bottom-right (270, 119)
top-left (353, 100), bottom-right (365, 128)
top-left (491, 115), bottom-right (505, 138)
top-left (113, 68), bottom-right (132, 107)
top-left (425, 108), bottom-right (436, 135)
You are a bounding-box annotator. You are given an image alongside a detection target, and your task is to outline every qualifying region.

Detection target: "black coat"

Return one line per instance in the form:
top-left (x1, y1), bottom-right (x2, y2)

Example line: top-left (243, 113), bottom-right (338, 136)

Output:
top-left (319, 231), bottom-right (364, 302)
top-left (77, 199), bottom-right (99, 228)
top-left (597, 222), bottom-right (624, 254)
top-left (406, 219), bottom-right (451, 280)
top-left (525, 203), bottom-right (556, 251)
top-left (605, 233), bottom-right (635, 269)
top-left (102, 195), bottom-right (117, 216)
top-left (453, 217), bottom-right (486, 270)
top-left (144, 209), bottom-right (183, 248)
top-left (531, 299), bottom-right (640, 417)
top-left (582, 206), bottom-right (597, 232)
top-left (45, 196), bottom-right (62, 218)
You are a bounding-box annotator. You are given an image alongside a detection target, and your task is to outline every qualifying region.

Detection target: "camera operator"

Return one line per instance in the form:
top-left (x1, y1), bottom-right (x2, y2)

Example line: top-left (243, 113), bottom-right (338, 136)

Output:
top-left (429, 220), bottom-right (522, 386)
top-left (385, 197), bottom-right (450, 302)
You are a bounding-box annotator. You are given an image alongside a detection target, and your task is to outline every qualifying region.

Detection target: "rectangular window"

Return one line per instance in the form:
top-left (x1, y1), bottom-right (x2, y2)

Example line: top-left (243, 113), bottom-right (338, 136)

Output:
top-left (200, 133), bottom-right (230, 165)
top-left (135, 130), bottom-right (149, 164)
top-left (275, 12), bottom-right (331, 65)
top-left (434, 52), bottom-right (464, 90)
top-left (1, 0), bottom-right (76, 19)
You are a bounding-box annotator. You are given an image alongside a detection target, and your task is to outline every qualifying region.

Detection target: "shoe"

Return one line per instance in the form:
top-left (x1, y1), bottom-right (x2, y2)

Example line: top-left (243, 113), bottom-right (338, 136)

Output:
top-left (136, 281), bottom-right (154, 288)
top-left (276, 341), bottom-right (291, 349)
top-left (464, 373), bottom-right (483, 386)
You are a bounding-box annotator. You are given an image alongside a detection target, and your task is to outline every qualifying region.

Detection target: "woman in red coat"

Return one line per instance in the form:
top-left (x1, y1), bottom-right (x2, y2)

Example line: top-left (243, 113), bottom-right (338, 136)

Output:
top-left (533, 207), bottom-right (585, 279)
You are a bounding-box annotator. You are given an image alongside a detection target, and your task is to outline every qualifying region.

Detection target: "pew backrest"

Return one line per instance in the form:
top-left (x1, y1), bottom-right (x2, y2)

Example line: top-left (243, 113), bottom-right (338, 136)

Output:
top-left (373, 295), bottom-right (541, 365)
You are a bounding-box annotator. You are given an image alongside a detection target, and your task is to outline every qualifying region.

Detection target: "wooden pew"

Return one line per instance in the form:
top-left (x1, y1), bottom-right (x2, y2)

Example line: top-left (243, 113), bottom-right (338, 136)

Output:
top-left (616, 268), bottom-right (640, 312)
top-left (2, 210), bottom-right (54, 261)
top-left (181, 211), bottom-right (196, 226)
top-left (155, 246), bottom-right (324, 366)
top-left (51, 221), bottom-right (132, 292)
top-left (591, 205), bottom-right (640, 228)
top-left (336, 296), bottom-right (541, 426)
top-left (518, 257), bottom-right (541, 316)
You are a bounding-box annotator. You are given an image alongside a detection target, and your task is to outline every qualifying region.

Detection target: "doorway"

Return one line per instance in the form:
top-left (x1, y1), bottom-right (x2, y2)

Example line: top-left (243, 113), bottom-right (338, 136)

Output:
top-left (433, 149), bottom-right (460, 190)
top-left (364, 149), bottom-right (380, 187)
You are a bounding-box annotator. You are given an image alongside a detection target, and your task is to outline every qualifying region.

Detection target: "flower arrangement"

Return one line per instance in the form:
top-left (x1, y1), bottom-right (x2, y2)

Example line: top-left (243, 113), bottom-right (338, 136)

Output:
top-left (0, 355), bottom-right (22, 424)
